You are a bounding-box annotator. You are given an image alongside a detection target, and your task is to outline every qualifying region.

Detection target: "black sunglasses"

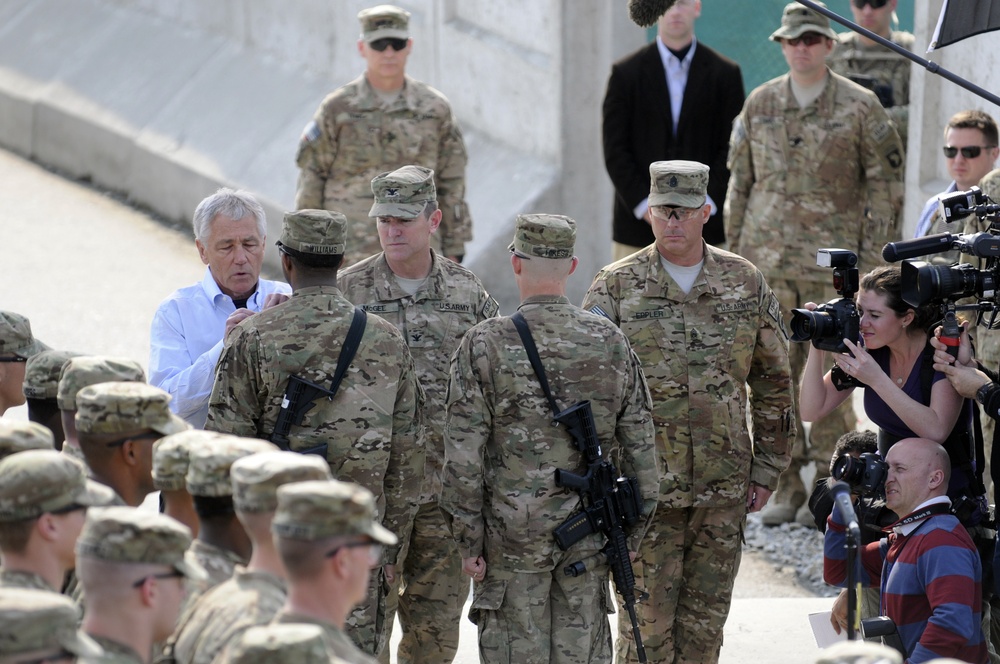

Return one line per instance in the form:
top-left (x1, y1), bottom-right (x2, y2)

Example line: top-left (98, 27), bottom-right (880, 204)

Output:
top-left (369, 38), bottom-right (407, 52)
top-left (851, 0), bottom-right (889, 8)
top-left (943, 145), bottom-right (996, 159)
top-left (0, 356), bottom-right (27, 363)
top-left (785, 33), bottom-right (826, 48)
top-left (104, 431), bottom-right (162, 448)
top-left (132, 569), bottom-right (185, 588)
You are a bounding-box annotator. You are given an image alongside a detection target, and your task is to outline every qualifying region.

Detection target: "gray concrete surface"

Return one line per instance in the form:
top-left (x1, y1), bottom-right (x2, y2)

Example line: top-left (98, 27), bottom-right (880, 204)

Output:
top-left (1, 146), bottom-right (841, 663)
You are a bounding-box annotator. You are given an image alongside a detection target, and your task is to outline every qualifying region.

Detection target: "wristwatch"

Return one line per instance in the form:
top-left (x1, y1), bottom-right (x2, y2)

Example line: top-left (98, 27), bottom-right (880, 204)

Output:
top-left (976, 381), bottom-right (993, 406)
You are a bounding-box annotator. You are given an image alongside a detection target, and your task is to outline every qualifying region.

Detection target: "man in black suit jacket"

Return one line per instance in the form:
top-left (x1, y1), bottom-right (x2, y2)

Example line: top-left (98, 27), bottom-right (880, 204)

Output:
top-left (602, 0), bottom-right (744, 258)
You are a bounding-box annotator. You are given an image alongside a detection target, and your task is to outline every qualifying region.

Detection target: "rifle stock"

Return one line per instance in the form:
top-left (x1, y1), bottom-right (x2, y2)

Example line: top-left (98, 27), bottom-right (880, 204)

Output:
top-left (270, 374), bottom-right (334, 453)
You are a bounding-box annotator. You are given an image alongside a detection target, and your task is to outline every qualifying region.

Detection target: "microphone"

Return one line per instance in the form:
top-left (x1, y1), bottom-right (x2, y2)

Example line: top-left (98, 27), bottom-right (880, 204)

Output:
top-left (829, 481), bottom-right (860, 532)
top-left (881, 232), bottom-right (955, 262)
top-left (627, 0), bottom-right (677, 27)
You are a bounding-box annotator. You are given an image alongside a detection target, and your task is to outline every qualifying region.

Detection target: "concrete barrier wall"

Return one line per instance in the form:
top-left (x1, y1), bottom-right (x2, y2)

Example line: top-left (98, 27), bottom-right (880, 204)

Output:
top-left (906, 0), bottom-right (1000, 237)
top-left (0, 0), bottom-right (645, 310)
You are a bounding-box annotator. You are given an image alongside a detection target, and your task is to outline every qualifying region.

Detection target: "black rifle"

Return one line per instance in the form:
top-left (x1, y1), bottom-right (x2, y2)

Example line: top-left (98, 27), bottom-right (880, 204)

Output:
top-left (269, 307), bottom-right (366, 455)
top-left (552, 400), bottom-right (648, 663)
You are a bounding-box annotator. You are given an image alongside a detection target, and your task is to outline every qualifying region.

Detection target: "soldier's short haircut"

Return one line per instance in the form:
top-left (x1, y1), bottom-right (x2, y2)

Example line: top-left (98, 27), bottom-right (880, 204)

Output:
top-left (193, 188), bottom-right (267, 242)
top-left (0, 518), bottom-right (37, 554)
top-left (280, 246), bottom-right (344, 271)
top-left (422, 200), bottom-right (439, 218)
top-left (276, 533), bottom-right (352, 580)
top-left (945, 110), bottom-right (999, 147)
top-left (192, 494), bottom-right (236, 519)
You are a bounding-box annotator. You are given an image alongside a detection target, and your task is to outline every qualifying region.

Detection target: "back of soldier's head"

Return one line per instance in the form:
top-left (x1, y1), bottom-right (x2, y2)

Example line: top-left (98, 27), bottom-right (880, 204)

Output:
top-left (230, 451), bottom-right (331, 541)
top-left (0, 420), bottom-right (53, 461)
top-left (23, 349), bottom-right (82, 447)
top-left (0, 588), bottom-right (102, 661)
top-left (56, 356), bottom-right (146, 413)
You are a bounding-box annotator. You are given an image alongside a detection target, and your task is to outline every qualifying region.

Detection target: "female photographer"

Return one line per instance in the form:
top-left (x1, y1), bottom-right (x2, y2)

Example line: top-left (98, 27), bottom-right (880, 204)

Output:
top-left (801, 265), bottom-right (964, 447)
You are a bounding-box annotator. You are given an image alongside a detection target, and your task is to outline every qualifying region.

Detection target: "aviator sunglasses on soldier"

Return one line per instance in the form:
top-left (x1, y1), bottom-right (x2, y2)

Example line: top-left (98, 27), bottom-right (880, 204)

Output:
top-left (943, 145), bottom-right (996, 159)
top-left (369, 38), bottom-right (407, 52)
top-left (851, 0), bottom-right (889, 8)
top-left (785, 33), bottom-right (826, 47)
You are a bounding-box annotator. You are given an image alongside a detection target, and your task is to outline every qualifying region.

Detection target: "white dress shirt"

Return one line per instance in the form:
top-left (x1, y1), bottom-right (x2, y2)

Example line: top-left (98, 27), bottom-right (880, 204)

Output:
top-left (149, 267), bottom-right (290, 428)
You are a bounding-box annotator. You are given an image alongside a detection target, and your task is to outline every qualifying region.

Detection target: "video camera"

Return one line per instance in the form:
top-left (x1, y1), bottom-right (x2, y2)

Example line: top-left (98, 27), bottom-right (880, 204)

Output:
top-left (881, 187), bottom-right (1000, 331)
top-left (790, 249), bottom-right (860, 354)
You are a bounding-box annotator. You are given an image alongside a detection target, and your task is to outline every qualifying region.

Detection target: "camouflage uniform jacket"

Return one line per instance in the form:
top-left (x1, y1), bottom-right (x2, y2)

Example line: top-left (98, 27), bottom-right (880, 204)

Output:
top-left (275, 612), bottom-right (378, 664)
top-left (440, 295), bottom-right (659, 573)
top-left (186, 539), bottom-right (246, 595)
top-left (80, 636), bottom-right (144, 664)
top-left (295, 74), bottom-right (472, 264)
top-left (829, 30), bottom-right (914, 147)
top-left (725, 70), bottom-right (904, 281)
top-left (207, 285), bottom-right (424, 563)
top-left (0, 568), bottom-right (56, 592)
top-left (170, 566), bottom-right (286, 664)
top-left (339, 249), bottom-right (500, 503)
top-left (582, 243), bottom-right (795, 508)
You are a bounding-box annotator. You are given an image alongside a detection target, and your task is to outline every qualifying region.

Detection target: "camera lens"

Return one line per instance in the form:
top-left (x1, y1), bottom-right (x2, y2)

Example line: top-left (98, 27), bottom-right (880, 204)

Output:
top-left (831, 454), bottom-right (862, 485)
top-left (789, 308), bottom-right (834, 342)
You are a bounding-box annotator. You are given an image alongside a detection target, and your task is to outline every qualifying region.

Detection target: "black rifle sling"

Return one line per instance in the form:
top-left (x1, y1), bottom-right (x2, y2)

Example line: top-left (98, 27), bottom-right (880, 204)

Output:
top-left (330, 307), bottom-right (368, 396)
top-left (510, 311), bottom-right (561, 418)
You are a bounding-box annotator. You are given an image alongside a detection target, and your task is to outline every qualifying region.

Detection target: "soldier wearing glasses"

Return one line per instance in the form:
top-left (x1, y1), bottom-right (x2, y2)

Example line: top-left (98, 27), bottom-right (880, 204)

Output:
top-left (584, 160), bottom-right (794, 664)
top-left (0, 311), bottom-right (48, 416)
top-left (725, 1), bottom-right (904, 527)
top-left (295, 4), bottom-right (472, 267)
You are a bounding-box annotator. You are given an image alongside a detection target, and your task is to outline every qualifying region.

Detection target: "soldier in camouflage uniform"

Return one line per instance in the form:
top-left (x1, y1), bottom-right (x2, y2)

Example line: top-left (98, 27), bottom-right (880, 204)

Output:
top-left (725, 1), bottom-right (903, 526)
top-left (152, 431), bottom-right (201, 536)
top-left (441, 214), bottom-right (659, 664)
top-left (168, 451), bottom-right (331, 664)
top-left (207, 208), bottom-right (424, 658)
top-left (339, 164), bottom-right (498, 664)
top-left (0, 588), bottom-right (104, 661)
top-left (828, 0), bottom-right (913, 147)
top-left (76, 382), bottom-right (189, 507)
top-left (295, 5), bottom-right (472, 267)
top-left (584, 160), bottom-right (795, 663)
top-left (0, 310), bottom-right (48, 415)
top-left (0, 419), bottom-right (53, 459)
top-left (23, 349), bottom-right (82, 449)
top-left (0, 449), bottom-right (113, 593)
top-left (273, 479), bottom-right (398, 664)
top-left (58, 355), bottom-right (147, 465)
top-left (75, 507), bottom-right (206, 664)
top-left (222, 623), bottom-right (348, 664)
top-left (180, 436), bottom-right (277, 604)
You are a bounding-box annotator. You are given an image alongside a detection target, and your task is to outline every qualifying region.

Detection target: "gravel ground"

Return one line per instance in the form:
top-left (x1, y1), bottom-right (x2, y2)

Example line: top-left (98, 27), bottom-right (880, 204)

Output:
top-left (743, 512), bottom-right (839, 598)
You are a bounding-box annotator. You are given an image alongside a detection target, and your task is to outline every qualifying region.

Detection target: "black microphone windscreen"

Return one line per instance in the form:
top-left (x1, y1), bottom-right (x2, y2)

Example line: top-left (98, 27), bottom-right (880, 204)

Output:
top-left (881, 233), bottom-right (954, 262)
top-left (628, 0), bottom-right (677, 27)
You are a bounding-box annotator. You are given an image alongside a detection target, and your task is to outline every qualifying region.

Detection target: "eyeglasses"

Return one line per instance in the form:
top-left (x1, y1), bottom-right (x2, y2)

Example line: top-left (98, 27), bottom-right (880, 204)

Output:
top-left (0, 356), bottom-right (27, 363)
top-left (651, 206), bottom-right (701, 222)
top-left (509, 248), bottom-right (532, 260)
top-left (785, 33), bottom-right (826, 48)
top-left (326, 539), bottom-right (384, 566)
top-left (104, 431), bottom-right (162, 448)
top-left (369, 38), bottom-right (407, 52)
top-left (851, 0), bottom-right (889, 8)
top-left (132, 569), bottom-right (185, 588)
top-left (943, 145), bottom-right (996, 159)
top-left (49, 502), bottom-right (86, 516)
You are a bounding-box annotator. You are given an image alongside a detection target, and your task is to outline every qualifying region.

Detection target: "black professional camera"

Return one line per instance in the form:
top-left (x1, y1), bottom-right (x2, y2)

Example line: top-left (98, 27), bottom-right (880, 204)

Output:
top-left (790, 249), bottom-right (861, 353)
top-left (832, 451), bottom-right (888, 498)
top-left (900, 259), bottom-right (999, 308)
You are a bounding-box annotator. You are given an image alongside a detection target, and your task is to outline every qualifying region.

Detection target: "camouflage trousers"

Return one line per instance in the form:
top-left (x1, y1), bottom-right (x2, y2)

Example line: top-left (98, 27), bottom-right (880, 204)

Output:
top-left (772, 278), bottom-right (858, 467)
top-left (469, 562), bottom-right (612, 664)
top-left (380, 501), bottom-right (467, 664)
top-left (347, 564), bottom-right (391, 657)
top-left (616, 504), bottom-right (745, 664)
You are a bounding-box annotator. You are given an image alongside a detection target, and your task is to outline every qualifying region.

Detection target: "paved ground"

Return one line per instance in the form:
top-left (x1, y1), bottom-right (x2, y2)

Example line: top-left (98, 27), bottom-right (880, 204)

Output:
top-left (0, 147), bottom-right (836, 663)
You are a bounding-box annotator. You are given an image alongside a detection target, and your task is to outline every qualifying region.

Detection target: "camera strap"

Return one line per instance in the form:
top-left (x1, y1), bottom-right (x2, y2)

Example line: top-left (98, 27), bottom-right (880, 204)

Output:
top-left (510, 311), bottom-right (562, 418)
top-left (888, 502), bottom-right (952, 533)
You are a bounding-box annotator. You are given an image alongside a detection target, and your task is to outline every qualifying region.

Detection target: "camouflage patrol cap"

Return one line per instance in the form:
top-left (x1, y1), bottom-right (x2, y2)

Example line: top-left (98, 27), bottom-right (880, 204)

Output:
top-left (358, 5), bottom-right (410, 42)
top-left (185, 437), bottom-right (278, 498)
top-left (278, 210), bottom-right (347, 256)
top-left (0, 588), bottom-right (103, 659)
top-left (0, 449), bottom-right (116, 522)
top-left (228, 623), bottom-right (332, 664)
top-left (75, 382), bottom-right (189, 436)
top-left (648, 160), bottom-right (710, 208)
top-left (153, 430), bottom-right (226, 492)
top-left (507, 214), bottom-right (576, 259)
top-left (0, 311), bottom-right (48, 359)
top-left (0, 420), bottom-right (53, 459)
top-left (814, 639), bottom-right (902, 664)
top-left (369, 165), bottom-right (437, 219)
top-left (76, 506), bottom-right (207, 581)
top-left (231, 451), bottom-right (332, 513)
top-left (23, 349), bottom-right (83, 400)
top-left (57, 355), bottom-right (146, 411)
top-left (273, 479), bottom-right (398, 545)
top-left (770, 1), bottom-right (837, 41)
